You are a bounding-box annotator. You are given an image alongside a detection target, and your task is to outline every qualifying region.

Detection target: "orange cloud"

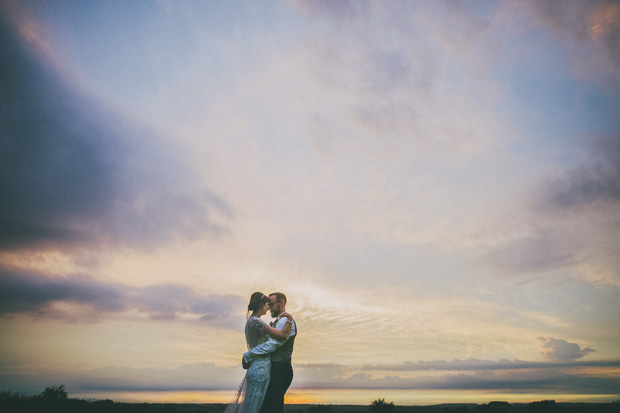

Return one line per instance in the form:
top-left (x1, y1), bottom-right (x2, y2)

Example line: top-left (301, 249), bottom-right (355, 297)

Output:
top-left (590, 2), bottom-right (620, 40)
top-left (1, 0), bottom-right (56, 64)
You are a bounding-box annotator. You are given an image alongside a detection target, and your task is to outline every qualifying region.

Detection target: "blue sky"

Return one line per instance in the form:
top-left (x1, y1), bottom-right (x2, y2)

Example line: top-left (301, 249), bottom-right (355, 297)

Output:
top-left (1, 0), bottom-right (619, 405)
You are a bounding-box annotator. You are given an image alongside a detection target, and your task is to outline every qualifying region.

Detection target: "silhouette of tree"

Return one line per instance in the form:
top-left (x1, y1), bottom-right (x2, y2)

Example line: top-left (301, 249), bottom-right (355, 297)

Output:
top-left (370, 398), bottom-right (395, 412)
top-left (529, 400), bottom-right (558, 411)
top-left (474, 401), bottom-right (513, 411)
top-left (39, 385), bottom-right (68, 400)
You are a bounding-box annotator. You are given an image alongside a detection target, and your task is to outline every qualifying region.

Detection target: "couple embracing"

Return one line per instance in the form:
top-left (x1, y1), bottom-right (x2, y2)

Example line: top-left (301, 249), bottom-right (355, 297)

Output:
top-left (225, 292), bottom-right (297, 413)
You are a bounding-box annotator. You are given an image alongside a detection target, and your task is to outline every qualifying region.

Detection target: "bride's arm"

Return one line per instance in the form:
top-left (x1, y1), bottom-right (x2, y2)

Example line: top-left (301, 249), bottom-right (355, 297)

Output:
top-left (264, 316), bottom-right (292, 340)
top-left (244, 316), bottom-right (295, 367)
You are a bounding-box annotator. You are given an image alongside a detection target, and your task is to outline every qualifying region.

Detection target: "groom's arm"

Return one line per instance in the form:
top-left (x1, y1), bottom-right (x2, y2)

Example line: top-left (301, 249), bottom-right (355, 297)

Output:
top-left (243, 317), bottom-right (290, 365)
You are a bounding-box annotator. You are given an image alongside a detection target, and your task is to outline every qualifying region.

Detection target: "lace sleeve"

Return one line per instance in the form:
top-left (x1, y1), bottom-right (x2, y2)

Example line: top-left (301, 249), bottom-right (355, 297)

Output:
top-left (246, 316), bottom-right (269, 349)
top-left (250, 317), bottom-right (268, 334)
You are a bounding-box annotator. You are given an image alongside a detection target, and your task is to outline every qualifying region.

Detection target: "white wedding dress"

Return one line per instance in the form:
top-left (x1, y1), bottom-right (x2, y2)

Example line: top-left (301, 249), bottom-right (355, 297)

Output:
top-left (224, 316), bottom-right (271, 413)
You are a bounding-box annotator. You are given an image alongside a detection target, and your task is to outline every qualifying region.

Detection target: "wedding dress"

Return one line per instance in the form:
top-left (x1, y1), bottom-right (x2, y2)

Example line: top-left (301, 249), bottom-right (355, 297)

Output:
top-left (224, 316), bottom-right (271, 413)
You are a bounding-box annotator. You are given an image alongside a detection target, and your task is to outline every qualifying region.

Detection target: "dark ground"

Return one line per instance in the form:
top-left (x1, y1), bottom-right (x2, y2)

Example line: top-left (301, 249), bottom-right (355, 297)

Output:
top-left (1, 397), bottom-right (620, 413)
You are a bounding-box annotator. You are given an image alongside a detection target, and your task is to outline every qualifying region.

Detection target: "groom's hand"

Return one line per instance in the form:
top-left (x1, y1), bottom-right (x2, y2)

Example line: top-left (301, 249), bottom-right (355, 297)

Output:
top-left (242, 357), bottom-right (250, 370)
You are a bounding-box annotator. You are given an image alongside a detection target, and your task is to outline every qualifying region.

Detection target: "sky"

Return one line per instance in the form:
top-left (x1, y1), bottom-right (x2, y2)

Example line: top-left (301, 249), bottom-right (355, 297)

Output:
top-left (1, 0), bottom-right (619, 406)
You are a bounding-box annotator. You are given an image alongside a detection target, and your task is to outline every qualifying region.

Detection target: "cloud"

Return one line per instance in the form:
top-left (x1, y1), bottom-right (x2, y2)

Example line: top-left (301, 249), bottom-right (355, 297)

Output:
top-left (133, 284), bottom-right (242, 324)
top-left (525, 0), bottom-right (620, 81)
top-left (0, 13), bottom-right (232, 252)
top-left (292, 0), bottom-right (368, 21)
top-left (289, 0), bottom-right (620, 288)
top-left (292, 1), bottom-right (503, 158)
top-left (0, 362), bottom-right (245, 394)
top-left (79, 363), bottom-right (243, 391)
top-left (293, 360), bottom-right (620, 393)
top-left (0, 265), bottom-right (127, 318)
top-left (480, 233), bottom-right (577, 275)
top-left (540, 135), bottom-right (620, 211)
top-left (362, 358), bottom-right (618, 372)
top-left (538, 337), bottom-right (595, 362)
top-left (476, 132), bottom-right (620, 282)
top-left (513, 134), bottom-right (620, 282)
top-left (4, 358), bottom-right (619, 395)
top-left (0, 264), bottom-right (243, 323)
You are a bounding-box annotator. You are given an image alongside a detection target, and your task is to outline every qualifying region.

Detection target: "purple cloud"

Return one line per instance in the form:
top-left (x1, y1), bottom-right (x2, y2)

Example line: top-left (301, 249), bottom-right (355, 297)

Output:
top-left (528, 0), bottom-right (620, 80)
top-left (538, 337), bottom-right (595, 362)
top-left (5, 359), bottom-right (620, 395)
top-left (294, 359), bottom-right (620, 393)
top-left (0, 15), bottom-right (232, 252)
top-left (0, 264), bottom-right (243, 324)
top-left (0, 265), bottom-right (127, 318)
top-left (541, 135), bottom-right (620, 211)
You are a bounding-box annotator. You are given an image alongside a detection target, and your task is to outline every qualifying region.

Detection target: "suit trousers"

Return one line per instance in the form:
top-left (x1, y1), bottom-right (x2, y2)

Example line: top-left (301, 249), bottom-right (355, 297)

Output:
top-left (259, 361), bottom-right (293, 413)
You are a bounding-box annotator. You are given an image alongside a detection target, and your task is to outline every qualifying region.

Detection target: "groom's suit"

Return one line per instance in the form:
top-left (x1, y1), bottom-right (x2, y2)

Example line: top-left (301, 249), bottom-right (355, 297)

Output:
top-left (243, 315), bottom-right (297, 413)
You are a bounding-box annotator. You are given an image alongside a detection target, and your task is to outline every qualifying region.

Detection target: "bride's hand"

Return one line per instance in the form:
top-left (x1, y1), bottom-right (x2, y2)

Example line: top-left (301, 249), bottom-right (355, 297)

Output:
top-left (280, 312), bottom-right (293, 322)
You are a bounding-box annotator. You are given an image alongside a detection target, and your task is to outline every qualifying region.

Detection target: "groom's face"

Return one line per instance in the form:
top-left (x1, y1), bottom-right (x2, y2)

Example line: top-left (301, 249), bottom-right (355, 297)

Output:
top-left (268, 295), bottom-right (282, 317)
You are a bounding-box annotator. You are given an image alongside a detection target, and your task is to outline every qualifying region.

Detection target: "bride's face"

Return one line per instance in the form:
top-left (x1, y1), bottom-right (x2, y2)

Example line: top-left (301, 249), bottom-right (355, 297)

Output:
top-left (258, 301), bottom-right (269, 316)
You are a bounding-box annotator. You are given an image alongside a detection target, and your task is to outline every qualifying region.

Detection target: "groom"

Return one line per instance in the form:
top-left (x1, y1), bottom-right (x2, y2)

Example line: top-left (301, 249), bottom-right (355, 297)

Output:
top-left (243, 292), bottom-right (297, 413)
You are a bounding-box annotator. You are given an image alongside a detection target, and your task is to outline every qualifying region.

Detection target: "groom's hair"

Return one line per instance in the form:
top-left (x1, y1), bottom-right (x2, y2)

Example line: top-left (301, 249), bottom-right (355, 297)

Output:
top-left (270, 292), bottom-right (287, 304)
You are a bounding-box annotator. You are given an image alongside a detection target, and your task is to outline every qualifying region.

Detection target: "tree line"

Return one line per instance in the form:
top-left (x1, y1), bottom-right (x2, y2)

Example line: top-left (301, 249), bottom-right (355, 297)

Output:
top-left (1, 386), bottom-right (618, 413)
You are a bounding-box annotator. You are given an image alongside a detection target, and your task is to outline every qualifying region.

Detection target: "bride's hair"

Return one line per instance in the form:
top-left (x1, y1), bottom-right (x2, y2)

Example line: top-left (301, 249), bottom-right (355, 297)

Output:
top-left (247, 292), bottom-right (270, 314)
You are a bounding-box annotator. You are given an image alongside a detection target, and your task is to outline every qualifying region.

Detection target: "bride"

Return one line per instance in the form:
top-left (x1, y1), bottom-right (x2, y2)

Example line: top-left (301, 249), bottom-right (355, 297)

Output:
top-left (224, 292), bottom-right (293, 413)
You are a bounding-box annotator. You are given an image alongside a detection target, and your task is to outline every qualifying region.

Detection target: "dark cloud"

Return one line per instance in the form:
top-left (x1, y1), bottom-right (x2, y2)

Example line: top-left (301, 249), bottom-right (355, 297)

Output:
top-left (0, 264), bottom-right (127, 317)
top-left (54, 369), bottom-right (620, 394)
top-left (532, 0), bottom-right (603, 40)
top-left (538, 337), bottom-right (595, 362)
top-left (294, 360), bottom-right (620, 393)
top-left (479, 134), bottom-right (620, 278)
top-left (0, 264), bottom-right (243, 324)
top-left (0, 14), bottom-right (231, 251)
top-left (529, 0), bottom-right (620, 77)
top-left (0, 16), bottom-right (115, 248)
top-left (3, 357), bottom-right (620, 395)
top-left (361, 358), bottom-right (619, 372)
top-left (541, 136), bottom-right (620, 211)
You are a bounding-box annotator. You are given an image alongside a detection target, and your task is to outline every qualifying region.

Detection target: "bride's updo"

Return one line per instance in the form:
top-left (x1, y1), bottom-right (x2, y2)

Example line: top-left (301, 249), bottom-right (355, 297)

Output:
top-left (247, 292), bottom-right (270, 313)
